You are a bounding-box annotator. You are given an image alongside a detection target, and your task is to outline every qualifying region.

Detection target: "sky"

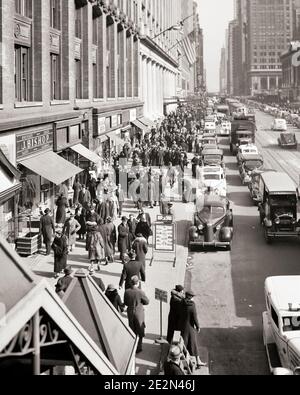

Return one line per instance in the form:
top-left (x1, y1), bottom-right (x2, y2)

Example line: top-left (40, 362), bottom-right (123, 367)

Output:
top-left (197, 0), bottom-right (234, 92)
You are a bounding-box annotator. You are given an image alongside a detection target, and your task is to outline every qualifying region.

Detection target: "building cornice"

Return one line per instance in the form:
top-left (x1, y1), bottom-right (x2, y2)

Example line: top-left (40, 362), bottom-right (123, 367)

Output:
top-left (140, 36), bottom-right (179, 69)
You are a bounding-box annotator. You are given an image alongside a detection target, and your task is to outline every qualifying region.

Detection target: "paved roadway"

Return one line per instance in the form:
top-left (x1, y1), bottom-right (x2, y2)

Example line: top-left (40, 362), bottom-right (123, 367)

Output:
top-left (185, 110), bottom-right (300, 375)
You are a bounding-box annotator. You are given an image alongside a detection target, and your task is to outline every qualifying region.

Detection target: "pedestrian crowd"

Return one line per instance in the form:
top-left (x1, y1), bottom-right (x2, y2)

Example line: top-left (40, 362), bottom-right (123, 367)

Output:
top-left (38, 103), bottom-right (207, 365)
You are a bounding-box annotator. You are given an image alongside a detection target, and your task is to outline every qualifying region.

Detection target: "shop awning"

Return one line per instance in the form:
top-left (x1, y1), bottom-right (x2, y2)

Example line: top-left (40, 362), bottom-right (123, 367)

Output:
top-left (19, 151), bottom-right (83, 186)
top-left (139, 117), bottom-right (156, 128)
top-left (70, 144), bottom-right (100, 164)
top-left (131, 119), bottom-right (149, 132)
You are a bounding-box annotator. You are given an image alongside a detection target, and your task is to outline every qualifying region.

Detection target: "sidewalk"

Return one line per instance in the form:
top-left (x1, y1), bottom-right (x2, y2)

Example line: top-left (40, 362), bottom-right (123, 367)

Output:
top-left (24, 196), bottom-right (190, 376)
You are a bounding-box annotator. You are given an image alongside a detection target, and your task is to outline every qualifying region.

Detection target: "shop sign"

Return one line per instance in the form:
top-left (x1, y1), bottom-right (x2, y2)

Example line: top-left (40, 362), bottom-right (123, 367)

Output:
top-left (16, 130), bottom-right (53, 160)
top-left (130, 109), bottom-right (137, 122)
top-left (98, 117), bottom-right (106, 135)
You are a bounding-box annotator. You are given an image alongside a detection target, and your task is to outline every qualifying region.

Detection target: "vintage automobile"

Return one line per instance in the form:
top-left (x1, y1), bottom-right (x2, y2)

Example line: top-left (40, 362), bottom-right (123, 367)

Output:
top-left (263, 276), bottom-right (300, 375)
top-left (200, 134), bottom-right (219, 149)
top-left (237, 144), bottom-right (259, 164)
top-left (248, 169), bottom-right (277, 205)
top-left (271, 119), bottom-right (288, 132)
top-left (198, 166), bottom-right (227, 198)
top-left (219, 121), bottom-right (231, 136)
top-left (204, 122), bottom-right (217, 136)
top-left (278, 132), bottom-right (298, 150)
top-left (238, 154), bottom-right (264, 185)
top-left (201, 148), bottom-right (224, 168)
top-left (189, 194), bottom-right (233, 251)
top-left (258, 172), bottom-right (300, 244)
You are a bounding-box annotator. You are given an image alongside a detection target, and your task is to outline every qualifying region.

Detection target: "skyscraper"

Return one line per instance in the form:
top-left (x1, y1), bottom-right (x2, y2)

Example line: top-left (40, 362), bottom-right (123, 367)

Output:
top-left (246, 0), bottom-right (293, 96)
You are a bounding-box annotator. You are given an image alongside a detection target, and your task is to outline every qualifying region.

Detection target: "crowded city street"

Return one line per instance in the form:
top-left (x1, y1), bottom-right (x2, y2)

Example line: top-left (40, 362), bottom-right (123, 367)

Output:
top-left (3, 0), bottom-right (300, 379)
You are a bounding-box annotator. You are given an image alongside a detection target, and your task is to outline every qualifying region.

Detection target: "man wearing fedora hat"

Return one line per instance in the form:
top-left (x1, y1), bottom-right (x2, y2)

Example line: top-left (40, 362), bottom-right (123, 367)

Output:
top-left (119, 250), bottom-right (145, 290)
top-left (40, 208), bottom-right (55, 255)
top-left (181, 290), bottom-right (207, 368)
top-left (124, 275), bottom-right (149, 354)
top-left (52, 228), bottom-right (69, 279)
top-left (164, 345), bottom-right (185, 376)
top-left (55, 265), bottom-right (73, 297)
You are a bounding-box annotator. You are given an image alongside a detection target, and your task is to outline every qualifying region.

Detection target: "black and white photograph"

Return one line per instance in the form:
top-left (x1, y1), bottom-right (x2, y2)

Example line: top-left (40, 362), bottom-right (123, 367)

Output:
top-left (0, 0), bottom-right (300, 378)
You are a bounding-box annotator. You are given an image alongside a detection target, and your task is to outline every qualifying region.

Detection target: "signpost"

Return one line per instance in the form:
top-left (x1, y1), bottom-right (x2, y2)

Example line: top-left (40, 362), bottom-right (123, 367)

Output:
top-left (150, 216), bottom-right (176, 267)
top-left (155, 288), bottom-right (168, 344)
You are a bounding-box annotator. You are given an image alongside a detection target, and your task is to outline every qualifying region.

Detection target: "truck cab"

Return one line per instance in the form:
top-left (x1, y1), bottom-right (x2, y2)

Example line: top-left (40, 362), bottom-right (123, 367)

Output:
top-left (263, 276), bottom-right (300, 375)
top-left (258, 172), bottom-right (299, 244)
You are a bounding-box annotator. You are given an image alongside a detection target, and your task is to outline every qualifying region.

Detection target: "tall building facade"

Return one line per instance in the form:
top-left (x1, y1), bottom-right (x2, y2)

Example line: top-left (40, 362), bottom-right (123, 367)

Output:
top-left (219, 47), bottom-right (227, 94)
top-left (139, 0), bottom-right (181, 120)
top-left (193, 1), bottom-right (204, 94)
top-left (246, 0), bottom-right (293, 96)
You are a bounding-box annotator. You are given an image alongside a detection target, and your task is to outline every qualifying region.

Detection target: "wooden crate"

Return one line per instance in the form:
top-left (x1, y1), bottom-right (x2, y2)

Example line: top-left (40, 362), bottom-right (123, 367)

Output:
top-left (16, 233), bottom-right (42, 256)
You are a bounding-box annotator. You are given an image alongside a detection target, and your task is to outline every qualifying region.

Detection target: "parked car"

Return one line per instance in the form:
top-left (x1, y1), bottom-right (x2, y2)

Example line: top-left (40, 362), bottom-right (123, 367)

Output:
top-left (198, 166), bottom-right (227, 198)
top-left (278, 133), bottom-right (298, 150)
top-left (263, 276), bottom-right (300, 375)
top-left (200, 135), bottom-right (219, 149)
top-left (189, 194), bottom-right (233, 251)
top-left (258, 172), bottom-right (299, 244)
top-left (272, 119), bottom-right (287, 132)
top-left (201, 148), bottom-right (224, 168)
top-left (219, 121), bottom-right (231, 136)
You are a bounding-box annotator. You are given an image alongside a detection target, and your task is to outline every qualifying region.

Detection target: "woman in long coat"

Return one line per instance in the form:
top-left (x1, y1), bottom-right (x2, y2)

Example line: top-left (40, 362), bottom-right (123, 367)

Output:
top-left (105, 217), bottom-right (117, 261)
top-left (63, 213), bottom-right (81, 252)
top-left (88, 227), bottom-right (105, 273)
top-left (98, 218), bottom-right (112, 264)
top-left (52, 230), bottom-right (69, 278)
top-left (56, 194), bottom-right (69, 225)
top-left (75, 206), bottom-right (86, 240)
top-left (167, 286), bottom-right (185, 343)
top-left (118, 218), bottom-right (129, 263)
top-left (181, 291), bottom-right (206, 368)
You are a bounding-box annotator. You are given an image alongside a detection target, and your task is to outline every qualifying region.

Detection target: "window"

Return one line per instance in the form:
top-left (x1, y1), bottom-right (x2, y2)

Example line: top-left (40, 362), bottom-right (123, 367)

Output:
top-left (75, 59), bottom-right (82, 99)
top-left (15, 45), bottom-right (31, 102)
top-left (271, 305), bottom-right (279, 328)
top-left (15, 0), bottom-right (32, 18)
top-left (50, 0), bottom-right (61, 30)
top-left (75, 7), bottom-right (82, 39)
top-left (50, 53), bottom-right (60, 100)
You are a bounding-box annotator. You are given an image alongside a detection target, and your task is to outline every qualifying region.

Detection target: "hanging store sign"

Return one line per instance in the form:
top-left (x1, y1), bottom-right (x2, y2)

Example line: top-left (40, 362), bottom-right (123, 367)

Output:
top-left (16, 129), bottom-right (53, 160)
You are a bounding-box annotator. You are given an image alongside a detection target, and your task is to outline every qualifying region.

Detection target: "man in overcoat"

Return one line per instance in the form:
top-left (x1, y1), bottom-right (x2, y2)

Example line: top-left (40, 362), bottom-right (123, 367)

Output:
top-left (119, 251), bottom-right (145, 290)
top-left (166, 285), bottom-right (185, 344)
top-left (124, 275), bottom-right (150, 354)
top-left (40, 208), bottom-right (55, 255)
top-left (132, 233), bottom-right (148, 270)
top-left (118, 216), bottom-right (129, 264)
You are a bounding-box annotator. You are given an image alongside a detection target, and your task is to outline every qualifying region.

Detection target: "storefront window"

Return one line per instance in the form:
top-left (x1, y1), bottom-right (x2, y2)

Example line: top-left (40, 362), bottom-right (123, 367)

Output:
top-left (0, 197), bottom-right (15, 243)
top-left (69, 124), bottom-right (81, 143)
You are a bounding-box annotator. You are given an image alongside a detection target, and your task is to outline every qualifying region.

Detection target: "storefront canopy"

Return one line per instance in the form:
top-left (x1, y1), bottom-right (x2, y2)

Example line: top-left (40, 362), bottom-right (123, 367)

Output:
top-left (70, 144), bottom-right (101, 164)
top-left (63, 270), bottom-right (137, 375)
top-left (131, 119), bottom-right (149, 132)
top-left (0, 236), bottom-right (118, 375)
top-left (139, 117), bottom-right (156, 128)
top-left (19, 151), bottom-right (83, 186)
top-left (109, 134), bottom-right (125, 148)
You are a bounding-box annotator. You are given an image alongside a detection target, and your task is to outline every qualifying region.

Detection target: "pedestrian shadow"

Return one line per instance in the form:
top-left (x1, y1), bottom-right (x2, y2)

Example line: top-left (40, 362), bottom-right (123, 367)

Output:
top-left (67, 255), bottom-right (89, 264)
top-left (33, 270), bottom-right (55, 279)
top-left (176, 220), bottom-right (190, 246)
top-left (226, 174), bottom-right (243, 187)
top-left (135, 334), bottom-right (162, 375)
